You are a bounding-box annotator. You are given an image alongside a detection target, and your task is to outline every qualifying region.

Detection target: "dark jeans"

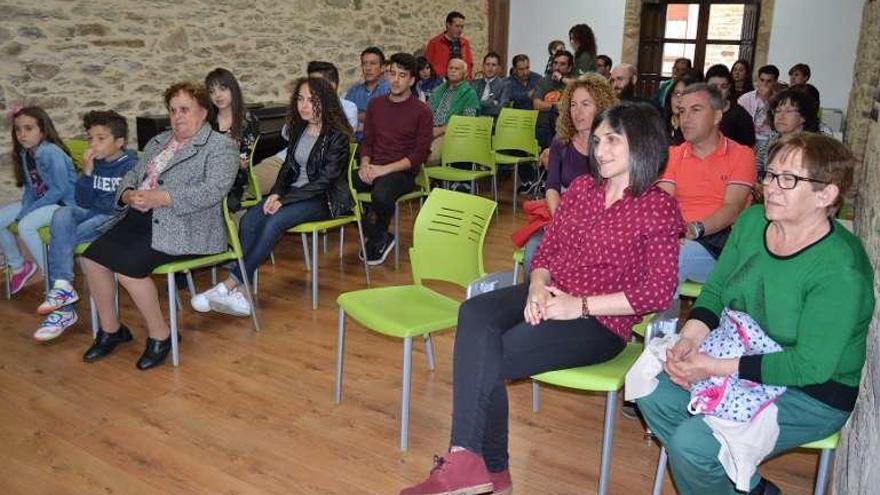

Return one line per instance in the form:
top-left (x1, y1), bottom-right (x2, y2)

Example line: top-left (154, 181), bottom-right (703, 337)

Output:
top-left (352, 170), bottom-right (415, 244)
top-left (229, 197), bottom-right (328, 284)
top-left (450, 283), bottom-right (625, 472)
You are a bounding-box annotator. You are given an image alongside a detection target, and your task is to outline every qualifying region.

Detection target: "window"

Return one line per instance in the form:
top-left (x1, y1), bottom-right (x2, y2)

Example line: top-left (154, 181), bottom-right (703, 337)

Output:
top-left (637, 1), bottom-right (760, 94)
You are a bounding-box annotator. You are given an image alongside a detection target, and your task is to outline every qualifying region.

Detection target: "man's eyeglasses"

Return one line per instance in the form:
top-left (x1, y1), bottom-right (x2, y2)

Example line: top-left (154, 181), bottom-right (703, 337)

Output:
top-left (758, 170), bottom-right (828, 190)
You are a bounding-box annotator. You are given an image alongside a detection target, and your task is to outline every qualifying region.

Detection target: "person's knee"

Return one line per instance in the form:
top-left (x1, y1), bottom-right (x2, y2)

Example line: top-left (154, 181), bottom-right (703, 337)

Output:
top-left (665, 422), bottom-right (716, 470)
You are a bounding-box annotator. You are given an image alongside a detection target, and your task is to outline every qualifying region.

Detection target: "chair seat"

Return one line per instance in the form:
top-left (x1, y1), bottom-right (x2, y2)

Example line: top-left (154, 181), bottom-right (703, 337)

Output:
top-left (532, 342), bottom-right (645, 392)
top-left (494, 152), bottom-right (537, 165)
top-left (337, 285), bottom-right (461, 338)
top-left (425, 167), bottom-right (494, 182)
top-left (679, 280), bottom-right (703, 298)
top-left (801, 432), bottom-right (839, 450)
top-left (152, 250), bottom-right (238, 275)
top-left (289, 215), bottom-right (356, 233)
top-left (512, 248), bottom-right (524, 263)
top-left (74, 242), bottom-right (91, 255)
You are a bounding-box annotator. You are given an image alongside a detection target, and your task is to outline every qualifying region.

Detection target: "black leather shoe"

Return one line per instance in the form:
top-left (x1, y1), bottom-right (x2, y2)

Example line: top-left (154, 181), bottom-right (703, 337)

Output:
top-left (749, 477), bottom-right (781, 495)
top-left (135, 336), bottom-right (172, 370)
top-left (83, 325), bottom-right (133, 362)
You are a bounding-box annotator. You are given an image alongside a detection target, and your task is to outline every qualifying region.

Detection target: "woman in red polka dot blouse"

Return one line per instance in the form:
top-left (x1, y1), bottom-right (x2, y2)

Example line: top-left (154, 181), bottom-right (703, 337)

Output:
top-left (400, 101), bottom-right (686, 495)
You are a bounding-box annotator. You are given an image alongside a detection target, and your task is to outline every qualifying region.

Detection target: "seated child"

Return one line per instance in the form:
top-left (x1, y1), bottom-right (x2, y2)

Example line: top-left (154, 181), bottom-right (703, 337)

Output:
top-left (34, 110), bottom-right (137, 341)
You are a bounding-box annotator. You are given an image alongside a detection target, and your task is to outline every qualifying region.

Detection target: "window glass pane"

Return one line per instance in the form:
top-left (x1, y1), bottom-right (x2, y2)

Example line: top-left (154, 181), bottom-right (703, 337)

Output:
top-left (704, 44), bottom-right (741, 71)
top-left (665, 3), bottom-right (700, 39)
top-left (708, 4), bottom-right (745, 41)
top-left (662, 43), bottom-right (696, 77)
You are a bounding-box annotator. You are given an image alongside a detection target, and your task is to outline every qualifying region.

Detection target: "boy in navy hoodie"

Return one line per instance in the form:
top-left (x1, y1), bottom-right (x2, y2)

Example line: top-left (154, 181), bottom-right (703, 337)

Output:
top-left (34, 110), bottom-right (137, 341)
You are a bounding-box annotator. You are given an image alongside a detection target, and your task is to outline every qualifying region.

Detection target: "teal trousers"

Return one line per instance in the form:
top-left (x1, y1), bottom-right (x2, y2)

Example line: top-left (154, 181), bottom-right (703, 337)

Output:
top-left (636, 373), bottom-right (849, 494)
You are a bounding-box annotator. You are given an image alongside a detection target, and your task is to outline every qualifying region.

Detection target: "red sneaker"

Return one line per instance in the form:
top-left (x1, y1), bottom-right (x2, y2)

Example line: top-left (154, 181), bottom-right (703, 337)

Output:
top-left (400, 450), bottom-right (493, 495)
top-left (489, 470), bottom-right (512, 495)
top-left (10, 259), bottom-right (37, 295)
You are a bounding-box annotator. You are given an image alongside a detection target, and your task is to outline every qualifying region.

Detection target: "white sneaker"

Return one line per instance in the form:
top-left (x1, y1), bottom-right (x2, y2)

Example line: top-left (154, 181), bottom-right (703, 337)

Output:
top-left (190, 283), bottom-right (229, 312)
top-left (34, 309), bottom-right (78, 342)
top-left (209, 289), bottom-right (251, 317)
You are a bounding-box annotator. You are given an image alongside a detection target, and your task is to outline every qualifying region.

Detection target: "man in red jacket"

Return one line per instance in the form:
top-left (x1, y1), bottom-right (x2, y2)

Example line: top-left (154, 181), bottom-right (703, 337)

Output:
top-left (425, 11), bottom-right (473, 79)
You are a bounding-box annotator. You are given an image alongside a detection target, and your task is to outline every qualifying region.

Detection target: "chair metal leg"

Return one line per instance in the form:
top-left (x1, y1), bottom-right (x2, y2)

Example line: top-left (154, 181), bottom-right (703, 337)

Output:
top-left (185, 271), bottom-right (197, 299)
top-left (211, 266), bottom-right (218, 285)
top-left (598, 390), bottom-right (620, 495)
top-left (4, 264), bottom-right (10, 300)
top-left (269, 250), bottom-right (276, 265)
top-left (423, 334), bottom-right (436, 370)
top-left (42, 242), bottom-right (50, 294)
top-left (492, 173), bottom-right (499, 220)
top-left (167, 273), bottom-right (180, 367)
top-left (235, 256), bottom-right (261, 332)
top-left (334, 307), bottom-right (346, 404)
top-left (323, 230), bottom-right (329, 254)
top-left (89, 295), bottom-right (99, 338)
top-left (253, 268), bottom-right (259, 294)
top-left (652, 446), bottom-right (668, 495)
top-left (394, 203), bottom-right (400, 269)
top-left (300, 234), bottom-right (311, 271)
top-left (512, 163), bottom-right (518, 215)
top-left (401, 336), bottom-right (413, 451)
top-left (513, 258), bottom-right (521, 283)
top-left (339, 226), bottom-right (345, 259)
top-left (357, 220), bottom-right (371, 286)
top-left (532, 380), bottom-right (541, 412)
top-left (311, 231), bottom-right (319, 310)
top-left (814, 449), bottom-right (834, 495)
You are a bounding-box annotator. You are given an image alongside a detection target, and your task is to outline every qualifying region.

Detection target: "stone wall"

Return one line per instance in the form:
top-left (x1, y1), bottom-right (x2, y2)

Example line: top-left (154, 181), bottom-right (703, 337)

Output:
top-left (845, 0), bottom-right (879, 166)
top-left (0, 1), bottom-right (488, 201)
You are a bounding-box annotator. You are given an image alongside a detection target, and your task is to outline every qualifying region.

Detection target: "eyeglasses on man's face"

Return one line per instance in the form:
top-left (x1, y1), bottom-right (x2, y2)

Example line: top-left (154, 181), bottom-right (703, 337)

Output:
top-left (759, 170), bottom-right (828, 190)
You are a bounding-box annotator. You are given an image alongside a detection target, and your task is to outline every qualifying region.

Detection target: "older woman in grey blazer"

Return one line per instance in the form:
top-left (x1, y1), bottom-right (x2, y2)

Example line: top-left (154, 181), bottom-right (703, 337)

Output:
top-left (81, 81), bottom-right (238, 370)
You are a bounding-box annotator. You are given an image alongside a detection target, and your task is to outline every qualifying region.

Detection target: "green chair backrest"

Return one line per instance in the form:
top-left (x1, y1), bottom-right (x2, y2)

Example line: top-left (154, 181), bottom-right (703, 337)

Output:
top-left (244, 135), bottom-right (263, 204)
top-left (440, 115), bottom-right (496, 172)
top-left (221, 198), bottom-right (244, 258)
top-left (409, 188), bottom-right (497, 288)
top-left (492, 108), bottom-right (539, 156)
top-left (346, 142), bottom-right (362, 220)
top-left (64, 139), bottom-right (88, 171)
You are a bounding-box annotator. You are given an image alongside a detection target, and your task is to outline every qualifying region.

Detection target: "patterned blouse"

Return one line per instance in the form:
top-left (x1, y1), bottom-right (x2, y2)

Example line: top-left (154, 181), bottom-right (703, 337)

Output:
top-left (532, 175), bottom-right (685, 340)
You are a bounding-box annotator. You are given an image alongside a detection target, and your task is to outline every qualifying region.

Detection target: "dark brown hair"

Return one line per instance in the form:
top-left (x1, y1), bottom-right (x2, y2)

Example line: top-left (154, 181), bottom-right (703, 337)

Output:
top-left (163, 81), bottom-right (212, 114)
top-left (10, 106), bottom-right (71, 187)
top-left (286, 77), bottom-right (353, 140)
top-left (205, 68), bottom-right (247, 141)
top-left (766, 133), bottom-right (854, 212)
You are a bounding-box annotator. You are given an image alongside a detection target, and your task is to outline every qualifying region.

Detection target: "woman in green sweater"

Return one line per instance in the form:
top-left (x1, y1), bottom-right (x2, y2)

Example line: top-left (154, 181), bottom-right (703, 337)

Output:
top-left (637, 133), bottom-right (875, 495)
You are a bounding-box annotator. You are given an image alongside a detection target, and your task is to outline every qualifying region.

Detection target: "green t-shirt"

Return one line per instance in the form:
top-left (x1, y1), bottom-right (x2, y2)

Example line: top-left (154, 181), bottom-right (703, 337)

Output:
top-left (692, 205), bottom-right (875, 395)
top-left (571, 52), bottom-right (597, 77)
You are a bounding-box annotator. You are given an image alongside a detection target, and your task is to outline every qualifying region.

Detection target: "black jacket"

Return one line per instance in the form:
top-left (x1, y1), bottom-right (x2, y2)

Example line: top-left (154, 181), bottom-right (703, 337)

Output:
top-left (269, 123), bottom-right (352, 216)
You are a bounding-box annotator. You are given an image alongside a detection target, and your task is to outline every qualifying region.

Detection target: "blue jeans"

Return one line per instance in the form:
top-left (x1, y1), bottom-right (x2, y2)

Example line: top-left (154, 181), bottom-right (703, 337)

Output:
top-left (0, 201), bottom-right (59, 272)
top-left (522, 228), bottom-right (544, 276)
top-left (47, 205), bottom-right (113, 285)
top-left (229, 197), bottom-right (328, 284)
top-left (678, 240), bottom-right (716, 287)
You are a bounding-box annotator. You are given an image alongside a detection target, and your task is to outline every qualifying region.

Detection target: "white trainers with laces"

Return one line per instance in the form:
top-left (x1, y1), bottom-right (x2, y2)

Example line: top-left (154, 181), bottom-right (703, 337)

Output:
top-left (34, 309), bottom-right (78, 342)
top-left (209, 288), bottom-right (251, 317)
top-left (191, 282), bottom-right (229, 312)
top-left (38, 279), bottom-right (80, 315)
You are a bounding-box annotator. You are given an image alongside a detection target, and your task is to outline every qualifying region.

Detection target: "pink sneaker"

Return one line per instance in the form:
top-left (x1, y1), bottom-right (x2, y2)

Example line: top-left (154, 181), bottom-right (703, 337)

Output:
top-left (9, 260), bottom-right (37, 295)
top-left (400, 450), bottom-right (493, 495)
top-left (489, 470), bottom-right (512, 495)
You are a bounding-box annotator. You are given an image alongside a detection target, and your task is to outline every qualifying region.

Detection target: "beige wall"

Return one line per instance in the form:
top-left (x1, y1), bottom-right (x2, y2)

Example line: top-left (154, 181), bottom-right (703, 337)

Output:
top-left (845, 0), bottom-right (880, 165)
top-left (0, 1), bottom-right (487, 150)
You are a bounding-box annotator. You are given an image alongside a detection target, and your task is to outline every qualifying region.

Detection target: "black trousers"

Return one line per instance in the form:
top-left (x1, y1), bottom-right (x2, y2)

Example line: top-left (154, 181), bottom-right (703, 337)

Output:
top-left (352, 170), bottom-right (415, 244)
top-left (450, 283), bottom-right (625, 472)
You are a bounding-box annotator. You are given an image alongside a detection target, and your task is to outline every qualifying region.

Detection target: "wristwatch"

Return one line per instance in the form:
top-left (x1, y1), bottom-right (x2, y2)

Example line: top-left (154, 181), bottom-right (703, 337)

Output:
top-left (690, 221), bottom-right (706, 239)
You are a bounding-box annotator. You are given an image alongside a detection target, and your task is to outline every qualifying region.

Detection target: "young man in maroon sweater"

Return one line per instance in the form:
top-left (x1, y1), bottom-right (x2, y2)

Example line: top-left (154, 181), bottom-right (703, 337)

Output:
top-left (355, 52), bottom-right (433, 265)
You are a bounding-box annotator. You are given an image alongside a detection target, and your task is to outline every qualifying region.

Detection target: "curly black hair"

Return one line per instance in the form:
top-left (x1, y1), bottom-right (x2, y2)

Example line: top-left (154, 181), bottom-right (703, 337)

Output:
top-left (286, 77), bottom-right (353, 140)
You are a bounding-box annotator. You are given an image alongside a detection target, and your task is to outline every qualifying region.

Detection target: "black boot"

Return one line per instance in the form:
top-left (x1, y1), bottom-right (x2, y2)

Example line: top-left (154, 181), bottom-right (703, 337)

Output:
top-left (135, 336), bottom-right (172, 370)
top-left (749, 477), bottom-right (781, 495)
top-left (83, 325), bottom-right (133, 362)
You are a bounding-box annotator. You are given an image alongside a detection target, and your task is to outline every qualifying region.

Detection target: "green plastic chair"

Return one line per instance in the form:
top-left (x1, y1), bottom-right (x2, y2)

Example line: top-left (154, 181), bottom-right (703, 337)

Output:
top-left (651, 432), bottom-right (840, 495)
top-left (335, 188), bottom-right (497, 450)
top-left (354, 156), bottom-right (431, 269)
top-left (239, 135), bottom-right (263, 210)
top-left (425, 115), bottom-right (498, 209)
top-left (287, 142), bottom-right (370, 309)
top-left (531, 315), bottom-right (654, 495)
top-left (492, 108), bottom-right (540, 214)
top-left (63, 138), bottom-right (88, 171)
top-left (87, 199), bottom-right (261, 367)
top-left (679, 280), bottom-right (703, 299)
top-left (512, 247), bottom-right (525, 282)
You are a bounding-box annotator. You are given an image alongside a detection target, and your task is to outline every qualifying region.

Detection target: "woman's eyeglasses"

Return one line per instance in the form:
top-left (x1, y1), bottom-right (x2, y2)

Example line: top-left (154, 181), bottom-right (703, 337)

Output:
top-left (758, 170), bottom-right (828, 190)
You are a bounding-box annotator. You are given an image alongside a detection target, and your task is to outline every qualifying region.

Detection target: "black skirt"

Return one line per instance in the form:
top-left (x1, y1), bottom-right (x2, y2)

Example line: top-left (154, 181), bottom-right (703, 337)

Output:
top-left (83, 210), bottom-right (193, 278)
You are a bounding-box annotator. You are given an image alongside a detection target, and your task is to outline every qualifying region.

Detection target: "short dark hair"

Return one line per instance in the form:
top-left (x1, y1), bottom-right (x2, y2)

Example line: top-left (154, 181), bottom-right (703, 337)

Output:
top-left (415, 56), bottom-right (435, 78)
top-left (789, 63), bottom-right (811, 79)
top-left (675, 58), bottom-right (693, 69)
top-left (553, 50), bottom-right (574, 68)
top-left (511, 54), bottom-right (529, 66)
top-left (704, 64), bottom-right (735, 101)
top-left (361, 46), bottom-right (385, 65)
top-left (770, 87), bottom-right (820, 133)
top-left (597, 54), bottom-right (613, 68)
top-left (483, 51), bottom-right (501, 65)
top-left (664, 69), bottom-right (704, 117)
top-left (758, 64), bottom-right (780, 80)
top-left (83, 110), bottom-right (128, 142)
top-left (164, 81), bottom-right (212, 113)
top-left (446, 11), bottom-right (465, 24)
top-left (389, 52), bottom-right (418, 79)
top-left (307, 60), bottom-right (340, 87)
top-left (590, 101), bottom-right (669, 196)
top-left (568, 23), bottom-right (597, 58)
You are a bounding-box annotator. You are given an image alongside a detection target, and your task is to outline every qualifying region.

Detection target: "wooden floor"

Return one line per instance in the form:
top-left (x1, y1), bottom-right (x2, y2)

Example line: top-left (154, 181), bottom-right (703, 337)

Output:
top-left (0, 190), bottom-right (823, 494)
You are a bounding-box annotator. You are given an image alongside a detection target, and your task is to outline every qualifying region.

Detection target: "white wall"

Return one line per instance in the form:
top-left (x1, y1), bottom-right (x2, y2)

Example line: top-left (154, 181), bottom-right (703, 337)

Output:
top-left (507, 0), bottom-right (627, 75)
top-left (767, 0), bottom-right (862, 112)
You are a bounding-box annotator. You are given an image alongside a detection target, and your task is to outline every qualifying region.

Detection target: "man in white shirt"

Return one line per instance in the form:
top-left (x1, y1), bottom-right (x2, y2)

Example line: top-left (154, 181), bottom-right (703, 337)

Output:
top-left (737, 64), bottom-right (780, 171)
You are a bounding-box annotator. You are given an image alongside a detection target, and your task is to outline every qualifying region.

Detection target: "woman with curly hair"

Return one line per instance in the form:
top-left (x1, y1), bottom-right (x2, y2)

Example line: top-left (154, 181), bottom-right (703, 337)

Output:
top-left (191, 77), bottom-right (353, 316)
top-left (523, 74), bottom-right (618, 273)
